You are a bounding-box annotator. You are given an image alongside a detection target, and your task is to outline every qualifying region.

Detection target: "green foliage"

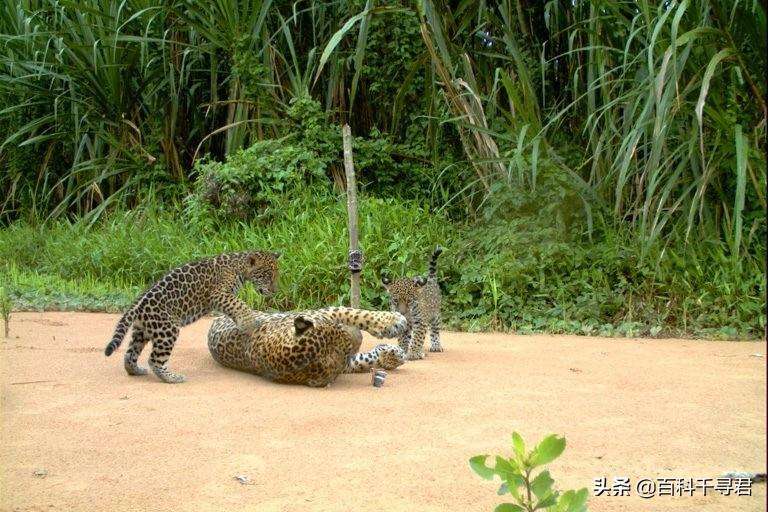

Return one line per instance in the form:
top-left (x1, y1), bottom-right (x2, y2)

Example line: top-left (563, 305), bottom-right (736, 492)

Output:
top-left (355, 5), bottom-right (427, 134)
top-left (445, 210), bottom-right (764, 339)
top-left (470, 432), bottom-right (588, 512)
top-left (354, 129), bottom-right (450, 199)
top-left (0, 286), bottom-right (11, 338)
top-left (187, 139), bottom-right (330, 222)
top-left (0, 0), bottom-right (765, 338)
top-left (0, 0), bottom-right (171, 221)
top-left (350, 0), bottom-right (767, 251)
top-left (187, 95), bottom-right (458, 223)
top-left (2, 263), bottom-right (137, 314)
top-left (0, 194), bottom-right (762, 339)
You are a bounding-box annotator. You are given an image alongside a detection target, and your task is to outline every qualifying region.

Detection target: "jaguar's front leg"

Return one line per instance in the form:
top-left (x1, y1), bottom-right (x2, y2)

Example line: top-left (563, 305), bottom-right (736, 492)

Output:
top-left (406, 305), bottom-right (427, 360)
top-left (398, 329), bottom-right (412, 353)
top-left (407, 323), bottom-right (427, 360)
top-left (213, 293), bottom-right (263, 333)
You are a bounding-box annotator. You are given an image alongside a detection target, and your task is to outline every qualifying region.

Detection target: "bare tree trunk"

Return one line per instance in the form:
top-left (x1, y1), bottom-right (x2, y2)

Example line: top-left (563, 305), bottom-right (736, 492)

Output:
top-left (342, 124), bottom-right (361, 308)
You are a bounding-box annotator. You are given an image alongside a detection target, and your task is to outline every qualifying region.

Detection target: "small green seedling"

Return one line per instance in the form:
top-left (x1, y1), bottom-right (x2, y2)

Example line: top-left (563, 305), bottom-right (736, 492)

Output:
top-left (470, 432), bottom-right (588, 512)
top-left (0, 287), bottom-right (11, 338)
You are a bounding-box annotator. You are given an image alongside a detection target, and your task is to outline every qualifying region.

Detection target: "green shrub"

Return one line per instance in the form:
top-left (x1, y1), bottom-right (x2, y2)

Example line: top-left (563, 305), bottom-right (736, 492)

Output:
top-left (443, 214), bottom-right (764, 338)
top-left (470, 432), bottom-right (588, 512)
top-left (186, 95), bottom-right (460, 225)
top-left (186, 139), bottom-right (331, 222)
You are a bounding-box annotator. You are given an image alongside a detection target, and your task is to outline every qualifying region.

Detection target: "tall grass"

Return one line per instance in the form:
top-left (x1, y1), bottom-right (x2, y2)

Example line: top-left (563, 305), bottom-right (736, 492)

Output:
top-left (316, 0), bottom-right (767, 252)
top-left (544, 0), bottom-right (767, 256)
top-left (0, 192), bottom-right (453, 311)
top-left (0, 0), bottom-right (371, 221)
top-left (1, 0), bottom-right (159, 220)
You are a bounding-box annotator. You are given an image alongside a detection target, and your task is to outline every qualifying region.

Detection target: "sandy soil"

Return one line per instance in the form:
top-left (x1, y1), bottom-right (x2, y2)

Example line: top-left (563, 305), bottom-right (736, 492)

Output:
top-left (1, 312), bottom-right (765, 512)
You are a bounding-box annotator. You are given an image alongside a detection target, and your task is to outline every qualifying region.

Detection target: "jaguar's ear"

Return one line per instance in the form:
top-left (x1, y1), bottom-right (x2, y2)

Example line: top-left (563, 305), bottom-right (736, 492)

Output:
top-left (294, 316), bottom-right (313, 336)
top-left (272, 251), bottom-right (281, 259)
top-left (413, 276), bottom-right (427, 287)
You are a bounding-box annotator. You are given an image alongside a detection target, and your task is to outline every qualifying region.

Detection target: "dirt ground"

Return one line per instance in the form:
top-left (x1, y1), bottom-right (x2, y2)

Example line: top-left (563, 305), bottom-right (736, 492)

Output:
top-left (1, 312), bottom-right (765, 512)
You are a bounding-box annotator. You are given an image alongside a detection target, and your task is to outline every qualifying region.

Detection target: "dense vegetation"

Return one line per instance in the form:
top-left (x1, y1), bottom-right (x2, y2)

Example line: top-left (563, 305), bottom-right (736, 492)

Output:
top-left (1, 0), bottom-right (765, 339)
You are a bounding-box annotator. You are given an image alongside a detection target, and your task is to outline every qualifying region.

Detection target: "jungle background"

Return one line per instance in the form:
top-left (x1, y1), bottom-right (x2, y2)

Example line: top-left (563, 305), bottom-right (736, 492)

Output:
top-left (0, 0), bottom-right (765, 339)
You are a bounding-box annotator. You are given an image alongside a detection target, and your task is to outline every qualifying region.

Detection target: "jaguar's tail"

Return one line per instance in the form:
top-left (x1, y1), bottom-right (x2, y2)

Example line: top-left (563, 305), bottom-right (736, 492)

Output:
top-left (428, 246), bottom-right (443, 281)
top-left (104, 306), bottom-right (137, 356)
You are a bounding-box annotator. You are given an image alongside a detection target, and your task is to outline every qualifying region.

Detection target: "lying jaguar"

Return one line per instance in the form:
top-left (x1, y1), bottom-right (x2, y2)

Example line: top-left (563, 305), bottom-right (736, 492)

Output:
top-left (207, 306), bottom-right (408, 387)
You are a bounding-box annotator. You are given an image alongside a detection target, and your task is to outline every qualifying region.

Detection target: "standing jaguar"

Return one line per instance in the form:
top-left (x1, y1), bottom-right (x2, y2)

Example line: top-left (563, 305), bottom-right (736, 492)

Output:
top-left (381, 246), bottom-right (443, 360)
top-left (207, 306), bottom-right (408, 387)
top-left (104, 251), bottom-right (280, 383)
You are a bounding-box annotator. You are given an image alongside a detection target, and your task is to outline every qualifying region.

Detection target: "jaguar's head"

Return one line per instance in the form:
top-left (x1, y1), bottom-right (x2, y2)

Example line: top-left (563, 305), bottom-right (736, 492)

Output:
top-left (381, 273), bottom-right (426, 317)
top-left (243, 251), bottom-right (281, 296)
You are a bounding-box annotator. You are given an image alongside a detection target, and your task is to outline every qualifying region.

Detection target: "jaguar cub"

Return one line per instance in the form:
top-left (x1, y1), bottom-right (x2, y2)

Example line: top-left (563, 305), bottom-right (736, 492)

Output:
top-left (382, 246), bottom-right (443, 360)
top-left (104, 251), bottom-right (280, 383)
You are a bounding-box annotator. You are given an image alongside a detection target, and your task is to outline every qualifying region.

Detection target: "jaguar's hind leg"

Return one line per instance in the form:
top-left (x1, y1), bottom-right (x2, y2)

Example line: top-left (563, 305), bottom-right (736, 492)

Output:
top-left (147, 323), bottom-right (185, 383)
top-left (371, 344), bottom-right (406, 370)
top-left (428, 314), bottom-right (443, 352)
top-left (345, 347), bottom-right (378, 373)
top-left (345, 344), bottom-right (407, 373)
top-left (339, 325), bottom-right (364, 357)
top-left (314, 307), bottom-right (407, 339)
top-left (124, 326), bottom-right (149, 375)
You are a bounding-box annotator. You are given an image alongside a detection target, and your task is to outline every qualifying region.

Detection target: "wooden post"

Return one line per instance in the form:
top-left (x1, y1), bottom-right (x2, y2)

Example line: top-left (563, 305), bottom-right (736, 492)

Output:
top-left (342, 124), bottom-right (361, 308)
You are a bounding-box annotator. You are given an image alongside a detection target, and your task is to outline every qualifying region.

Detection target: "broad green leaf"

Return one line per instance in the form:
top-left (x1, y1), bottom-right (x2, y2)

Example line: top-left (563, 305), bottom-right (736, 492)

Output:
top-left (495, 504), bottom-right (524, 512)
top-left (531, 470), bottom-right (554, 498)
top-left (505, 473), bottom-right (526, 502)
top-left (349, 0), bottom-right (373, 109)
top-left (673, 26), bottom-right (720, 47)
top-left (314, 6), bottom-right (407, 84)
top-left (469, 455), bottom-right (495, 480)
top-left (414, 0), bottom-right (425, 17)
top-left (495, 456), bottom-right (519, 479)
top-left (530, 435), bottom-right (566, 468)
top-left (315, 11), bottom-right (369, 84)
top-left (535, 493), bottom-right (558, 509)
top-left (511, 432), bottom-right (525, 459)
top-left (571, 488), bottom-right (589, 511)
top-left (531, 137), bottom-right (540, 191)
top-left (558, 488), bottom-right (588, 512)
